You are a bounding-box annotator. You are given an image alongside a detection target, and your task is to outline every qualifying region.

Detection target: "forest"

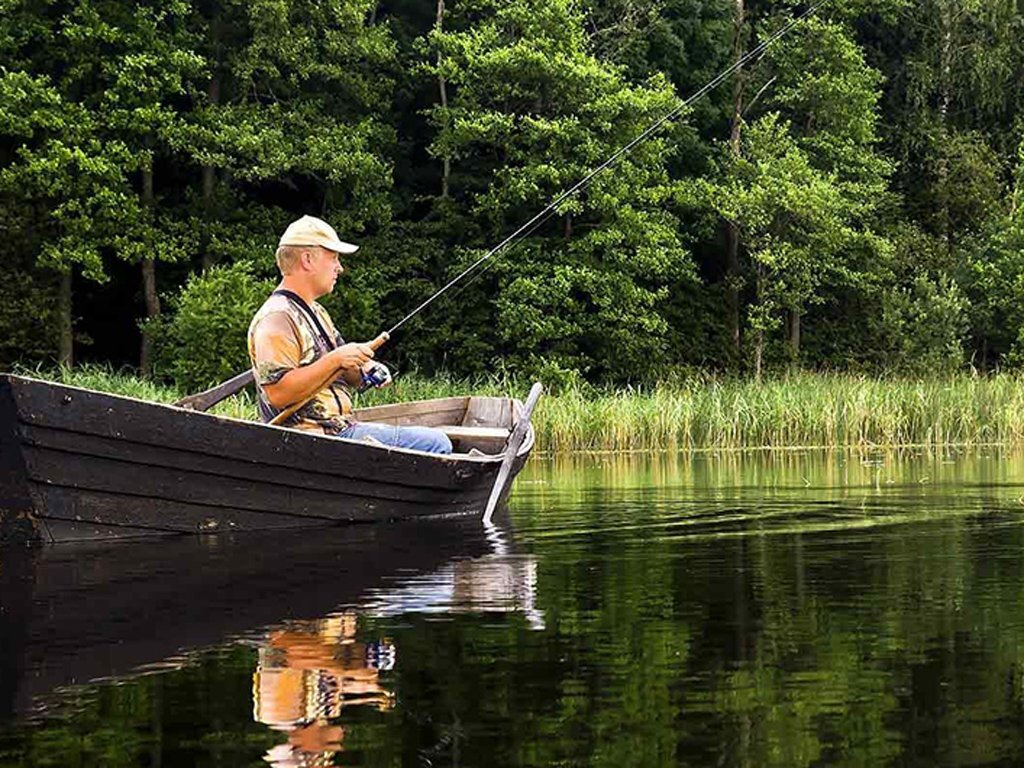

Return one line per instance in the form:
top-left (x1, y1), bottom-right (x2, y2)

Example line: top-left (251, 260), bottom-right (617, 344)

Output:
top-left (2, 0), bottom-right (1023, 391)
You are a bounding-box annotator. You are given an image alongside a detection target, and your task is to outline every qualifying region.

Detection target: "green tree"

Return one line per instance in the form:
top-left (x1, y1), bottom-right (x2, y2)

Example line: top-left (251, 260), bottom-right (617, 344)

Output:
top-left (0, 0), bottom-right (201, 368)
top-left (962, 133), bottom-right (1024, 367)
top-left (419, 0), bottom-right (694, 383)
top-left (704, 114), bottom-right (890, 380)
top-left (699, 13), bottom-right (893, 378)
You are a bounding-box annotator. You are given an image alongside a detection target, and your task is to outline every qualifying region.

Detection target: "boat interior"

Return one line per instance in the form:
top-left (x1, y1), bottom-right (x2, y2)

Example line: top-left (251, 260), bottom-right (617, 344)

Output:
top-left (353, 396), bottom-right (518, 455)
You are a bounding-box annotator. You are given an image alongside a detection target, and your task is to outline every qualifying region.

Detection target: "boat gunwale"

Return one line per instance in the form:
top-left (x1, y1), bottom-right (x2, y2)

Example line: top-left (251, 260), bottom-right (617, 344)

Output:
top-left (2, 374), bottom-right (534, 465)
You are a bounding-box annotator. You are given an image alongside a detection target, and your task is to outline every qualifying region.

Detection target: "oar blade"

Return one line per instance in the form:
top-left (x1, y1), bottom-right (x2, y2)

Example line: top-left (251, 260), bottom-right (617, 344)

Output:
top-left (483, 382), bottom-right (543, 524)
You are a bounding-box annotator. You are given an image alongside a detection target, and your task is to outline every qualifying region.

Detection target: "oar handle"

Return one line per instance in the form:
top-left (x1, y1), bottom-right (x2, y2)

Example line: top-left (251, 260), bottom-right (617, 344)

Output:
top-left (269, 333), bottom-right (390, 427)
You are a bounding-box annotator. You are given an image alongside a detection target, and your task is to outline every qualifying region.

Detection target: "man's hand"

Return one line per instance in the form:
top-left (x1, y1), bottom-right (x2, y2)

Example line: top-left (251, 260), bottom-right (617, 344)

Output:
top-left (331, 342), bottom-right (375, 374)
top-left (361, 361), bottom-right (392, 389)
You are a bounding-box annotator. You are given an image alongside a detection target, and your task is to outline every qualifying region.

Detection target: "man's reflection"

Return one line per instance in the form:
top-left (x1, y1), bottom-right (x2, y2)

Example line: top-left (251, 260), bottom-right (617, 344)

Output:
top-left (253, 612), bottom-right (394, 767)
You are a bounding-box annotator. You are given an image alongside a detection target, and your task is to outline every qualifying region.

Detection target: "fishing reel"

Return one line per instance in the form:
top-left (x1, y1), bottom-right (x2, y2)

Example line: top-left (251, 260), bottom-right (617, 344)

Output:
top-left (360, 361), bottom-right (393, 389)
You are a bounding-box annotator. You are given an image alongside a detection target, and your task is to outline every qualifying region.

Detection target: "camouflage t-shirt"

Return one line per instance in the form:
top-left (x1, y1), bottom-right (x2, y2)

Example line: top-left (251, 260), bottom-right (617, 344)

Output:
top-left (247, 292), bottom-right (353, 434)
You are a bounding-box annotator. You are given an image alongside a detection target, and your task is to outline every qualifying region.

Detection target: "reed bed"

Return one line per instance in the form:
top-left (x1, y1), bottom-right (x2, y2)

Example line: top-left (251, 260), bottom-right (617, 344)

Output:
top-left (536, 374), bottom-right (1024, 453)
top-left (20, 366), bottom-right (1024, 453)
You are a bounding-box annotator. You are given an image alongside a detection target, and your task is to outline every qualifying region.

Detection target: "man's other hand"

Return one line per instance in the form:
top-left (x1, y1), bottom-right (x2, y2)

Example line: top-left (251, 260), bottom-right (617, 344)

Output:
top-left (361, 361), bottom-right (392, 388)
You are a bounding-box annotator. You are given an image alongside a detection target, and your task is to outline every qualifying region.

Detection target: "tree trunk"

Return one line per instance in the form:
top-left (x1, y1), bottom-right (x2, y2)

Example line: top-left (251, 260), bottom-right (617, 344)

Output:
top-left (201, 77), bottom-right (220, 271)
top-left (140, 164), bottom-right (160, 377)
top-left (937, 0), bottom-right (954, 255)
top-left (753, 330), bottom-right (763, 385)
top-left (58, 269), bottom-right (73, 367)
top-left (788, 308), bottom-right (801, 369)
top-left (1011, 152), bottom-right (1021, 217)
top-left (436, 0), bottom-right (451, 198)
top-left (724, 0), bottom-right (746, 366)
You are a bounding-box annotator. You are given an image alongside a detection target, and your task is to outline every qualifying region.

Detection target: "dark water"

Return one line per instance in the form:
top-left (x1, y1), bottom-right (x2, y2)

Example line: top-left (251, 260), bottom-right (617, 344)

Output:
top-left (3, 450), bottom-right (1024, 766)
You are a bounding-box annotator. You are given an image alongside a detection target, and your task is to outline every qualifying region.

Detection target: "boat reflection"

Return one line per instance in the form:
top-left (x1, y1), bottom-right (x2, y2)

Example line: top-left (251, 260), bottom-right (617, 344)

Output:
top-left (0, 511), bottom-right (541, 721)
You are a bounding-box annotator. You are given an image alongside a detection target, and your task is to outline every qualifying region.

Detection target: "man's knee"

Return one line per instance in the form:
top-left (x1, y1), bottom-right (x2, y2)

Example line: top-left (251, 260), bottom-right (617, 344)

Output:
top-left (417, 428), bottom-right (452, 455)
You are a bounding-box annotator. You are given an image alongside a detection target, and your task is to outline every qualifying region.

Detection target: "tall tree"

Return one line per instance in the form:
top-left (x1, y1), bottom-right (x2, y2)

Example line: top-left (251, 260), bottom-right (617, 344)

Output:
top-left (701, 12), bottom-right (894, 376)
top-left (421, 0), bottom-right (695, 383)
top-left (0, 0), bottom-right (200, 368)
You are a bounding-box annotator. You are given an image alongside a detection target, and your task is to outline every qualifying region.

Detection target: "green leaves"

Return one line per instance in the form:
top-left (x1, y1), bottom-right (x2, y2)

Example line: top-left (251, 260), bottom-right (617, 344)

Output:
top-left (417, 0), bottom-right (694, 381)
top-left (2, 0), bottom-right (1024, 377)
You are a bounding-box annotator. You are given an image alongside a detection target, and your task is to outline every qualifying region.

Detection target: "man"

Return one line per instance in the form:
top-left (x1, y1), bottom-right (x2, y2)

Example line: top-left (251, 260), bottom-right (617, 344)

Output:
top-left (248, 215), bottom-right (452, 453)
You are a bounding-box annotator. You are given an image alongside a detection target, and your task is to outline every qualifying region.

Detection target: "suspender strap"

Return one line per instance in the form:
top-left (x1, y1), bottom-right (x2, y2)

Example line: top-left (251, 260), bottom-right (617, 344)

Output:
top-left (269, 289), bottom-right (349, 422)
top-left (272, 290), bottom-right (337, 351)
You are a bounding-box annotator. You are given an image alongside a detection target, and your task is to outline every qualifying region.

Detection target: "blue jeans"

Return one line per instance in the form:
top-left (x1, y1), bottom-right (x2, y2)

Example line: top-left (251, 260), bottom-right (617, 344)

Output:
top-left (339, 421), bottom-right (452, 454)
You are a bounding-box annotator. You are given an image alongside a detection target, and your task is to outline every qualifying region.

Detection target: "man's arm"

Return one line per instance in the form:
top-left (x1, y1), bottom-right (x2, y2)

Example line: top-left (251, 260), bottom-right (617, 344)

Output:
top-left (254, 313), bottom-right (374, 409)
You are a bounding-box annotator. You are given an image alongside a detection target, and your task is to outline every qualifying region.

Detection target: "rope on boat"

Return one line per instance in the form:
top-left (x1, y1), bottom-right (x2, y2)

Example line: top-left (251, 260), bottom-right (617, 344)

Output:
top-left (386, 0), bottom-right (833, 336)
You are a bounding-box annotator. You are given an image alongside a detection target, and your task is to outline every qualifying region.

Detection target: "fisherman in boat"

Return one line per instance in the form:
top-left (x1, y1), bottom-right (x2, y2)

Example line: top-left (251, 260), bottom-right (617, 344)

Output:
top-left (248, 215), bottom-right (452, 453)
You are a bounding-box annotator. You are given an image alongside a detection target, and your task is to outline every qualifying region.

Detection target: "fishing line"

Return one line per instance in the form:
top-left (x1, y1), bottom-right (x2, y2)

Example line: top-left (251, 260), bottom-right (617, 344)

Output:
top-left (385, 0), bottom-right (831, 337)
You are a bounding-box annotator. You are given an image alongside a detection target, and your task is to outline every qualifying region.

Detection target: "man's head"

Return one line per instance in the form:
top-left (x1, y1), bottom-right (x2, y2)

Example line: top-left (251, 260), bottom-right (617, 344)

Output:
top-left (275, 215), bottom-right (358, 296)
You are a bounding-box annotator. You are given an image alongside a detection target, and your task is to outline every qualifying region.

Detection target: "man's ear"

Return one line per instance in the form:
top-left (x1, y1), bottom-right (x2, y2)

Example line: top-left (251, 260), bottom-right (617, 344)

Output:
top-left (300, 248), bottom-right (316, 271)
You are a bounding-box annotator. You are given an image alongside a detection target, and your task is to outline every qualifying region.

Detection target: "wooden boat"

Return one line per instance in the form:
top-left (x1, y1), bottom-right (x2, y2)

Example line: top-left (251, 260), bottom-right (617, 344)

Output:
top-left (0, 374), bottom-right (539, 545)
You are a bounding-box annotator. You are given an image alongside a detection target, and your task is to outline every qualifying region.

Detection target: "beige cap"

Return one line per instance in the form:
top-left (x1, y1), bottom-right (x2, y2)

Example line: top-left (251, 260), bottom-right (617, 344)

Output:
top-left (278, 215), bottom-right (358, 254)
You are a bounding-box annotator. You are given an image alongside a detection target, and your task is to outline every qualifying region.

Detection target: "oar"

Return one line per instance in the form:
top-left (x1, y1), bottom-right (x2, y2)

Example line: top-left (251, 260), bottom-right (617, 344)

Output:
top-left (174, 332), bottom-right (388, 415)
top-left (269, 332), bottom-right (389, 426)
top-left (175, 370), bottom-right (254, 412)
top-left (483, 382), bottom-right (542, 525)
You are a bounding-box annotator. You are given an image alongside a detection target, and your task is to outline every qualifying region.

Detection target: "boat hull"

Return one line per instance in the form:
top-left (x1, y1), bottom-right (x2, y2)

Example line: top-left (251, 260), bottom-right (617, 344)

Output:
top-left (0, 376), bottom-right (533, 544)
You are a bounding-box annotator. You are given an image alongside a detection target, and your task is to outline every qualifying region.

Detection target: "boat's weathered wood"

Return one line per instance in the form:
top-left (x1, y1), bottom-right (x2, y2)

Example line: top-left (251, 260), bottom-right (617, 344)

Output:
top-left (461, 397), bottom-right (512, 429)
top-left (11, 381), bottom-right (484, 489)
top-left (437, 424), bottom-right (510, 453)
top-left (173, 370), bottom-right (253, 412)
top-left (22, 424), bottom-right (490, 503)
top-left (0, 380), bottom-right (39, 543)
top-left (30, 485), bottom-right (490, 534)
top-left (484, 383), bottom-right (543, 522)
top-left (22, 450), bottom-right (493, 523)
top-left (437, 426), bottom-right (510, 440)
top-left (354, 397), bottom-right (470, 427)
top-left (0, 375), bottom-right (535, 543)
top-left (38, 517), bottom-right (181, 543)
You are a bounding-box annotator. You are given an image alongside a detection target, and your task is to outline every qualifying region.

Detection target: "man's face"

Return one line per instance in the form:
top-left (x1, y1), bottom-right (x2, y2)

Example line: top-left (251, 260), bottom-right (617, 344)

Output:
top-left (309, 247), bottom-right (343, 296)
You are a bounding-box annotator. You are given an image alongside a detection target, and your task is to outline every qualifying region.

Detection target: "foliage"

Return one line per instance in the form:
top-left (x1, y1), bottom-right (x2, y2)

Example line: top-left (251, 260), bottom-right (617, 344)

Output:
top-left (421, 0), bottom-right (695, 382)
top-left (880, 273), bottom-right (968, 374)
top-left (3, 0), bottom-right (1024, 382)
top-left (147, 261), bottom-right (275, 391)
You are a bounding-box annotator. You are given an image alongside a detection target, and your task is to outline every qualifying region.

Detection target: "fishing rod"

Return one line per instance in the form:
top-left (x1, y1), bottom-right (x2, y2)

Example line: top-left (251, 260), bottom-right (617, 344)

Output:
top-left (385, 0), bottom-right (832, 337)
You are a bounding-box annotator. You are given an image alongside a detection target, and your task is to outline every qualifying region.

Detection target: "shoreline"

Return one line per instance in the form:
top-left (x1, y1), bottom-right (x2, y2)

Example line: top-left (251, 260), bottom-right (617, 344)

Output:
top-left (20, 365), bottom-right (1024, 454)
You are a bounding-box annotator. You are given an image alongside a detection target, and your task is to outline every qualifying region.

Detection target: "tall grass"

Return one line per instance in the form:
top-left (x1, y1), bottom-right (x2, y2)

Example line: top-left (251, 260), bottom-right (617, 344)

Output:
top-left (17, 365), bottom-right (1024, 452)
top-left (536, 374), bottom-right (1024, 452)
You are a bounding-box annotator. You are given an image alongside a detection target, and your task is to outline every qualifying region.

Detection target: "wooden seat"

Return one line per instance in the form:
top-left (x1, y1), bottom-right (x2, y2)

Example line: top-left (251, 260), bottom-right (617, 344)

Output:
top-left (436, 425), bottom-right (510, 441)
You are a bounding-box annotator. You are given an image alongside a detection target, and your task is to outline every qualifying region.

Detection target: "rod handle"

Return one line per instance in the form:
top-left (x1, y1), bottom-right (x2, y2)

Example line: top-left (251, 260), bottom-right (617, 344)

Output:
top-left (368, 331), bottom-right (390, 352)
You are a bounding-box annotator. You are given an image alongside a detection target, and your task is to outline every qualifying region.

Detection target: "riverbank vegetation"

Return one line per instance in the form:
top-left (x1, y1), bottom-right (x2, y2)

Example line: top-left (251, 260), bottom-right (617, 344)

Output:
top-left (3, 1), bottom-right (1024, 391)
top-left (32, 366), bottom-right (1024, 453)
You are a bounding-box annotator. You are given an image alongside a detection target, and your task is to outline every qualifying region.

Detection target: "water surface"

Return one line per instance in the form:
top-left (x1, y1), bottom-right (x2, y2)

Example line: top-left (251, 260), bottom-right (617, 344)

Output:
top-left (3, 449), bottom-right (1024, 766)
